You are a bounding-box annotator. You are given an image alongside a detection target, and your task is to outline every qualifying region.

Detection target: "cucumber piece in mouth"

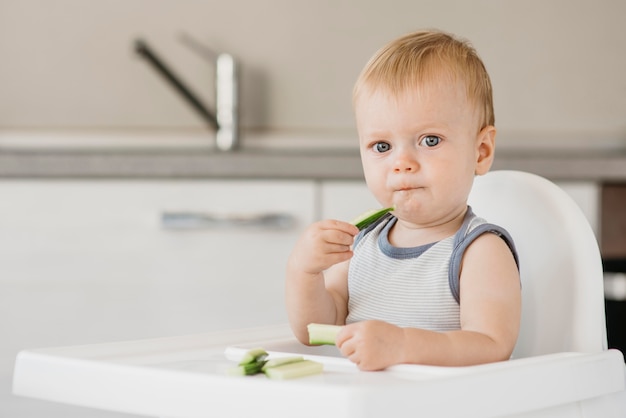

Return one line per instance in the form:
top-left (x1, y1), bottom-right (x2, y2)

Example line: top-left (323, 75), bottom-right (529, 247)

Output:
top-left (351, 206), bottom-right (395, 230)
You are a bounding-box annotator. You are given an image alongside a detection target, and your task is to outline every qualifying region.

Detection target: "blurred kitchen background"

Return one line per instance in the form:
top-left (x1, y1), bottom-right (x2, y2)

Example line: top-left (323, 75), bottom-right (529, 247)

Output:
top-left (1, 0), bottom-right (626, 417)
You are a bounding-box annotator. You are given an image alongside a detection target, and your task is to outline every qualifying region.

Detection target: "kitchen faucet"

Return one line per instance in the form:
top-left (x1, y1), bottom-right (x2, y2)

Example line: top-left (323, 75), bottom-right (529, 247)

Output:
top-left (134, 35), bottom-right (239, 151)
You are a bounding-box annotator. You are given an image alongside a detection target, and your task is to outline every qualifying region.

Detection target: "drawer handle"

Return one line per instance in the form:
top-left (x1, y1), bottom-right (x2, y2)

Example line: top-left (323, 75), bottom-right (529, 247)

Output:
top-left (161, 211), bottom-right (296, 230)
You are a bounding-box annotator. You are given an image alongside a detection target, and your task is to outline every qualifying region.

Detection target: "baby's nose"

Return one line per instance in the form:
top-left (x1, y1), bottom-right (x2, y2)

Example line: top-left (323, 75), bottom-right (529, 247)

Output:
top-left (393, 153), bottom-right (419, 173)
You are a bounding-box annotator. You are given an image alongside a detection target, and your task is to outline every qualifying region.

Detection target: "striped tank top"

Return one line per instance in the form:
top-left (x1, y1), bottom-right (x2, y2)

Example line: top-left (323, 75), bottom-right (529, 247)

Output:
top-left (346, 206), bottom-right (517, 331)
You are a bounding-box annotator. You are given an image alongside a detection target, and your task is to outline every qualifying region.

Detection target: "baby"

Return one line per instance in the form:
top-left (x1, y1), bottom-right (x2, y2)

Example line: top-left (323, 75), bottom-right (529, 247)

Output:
top-left (286, 30), bottom-right (521, 371)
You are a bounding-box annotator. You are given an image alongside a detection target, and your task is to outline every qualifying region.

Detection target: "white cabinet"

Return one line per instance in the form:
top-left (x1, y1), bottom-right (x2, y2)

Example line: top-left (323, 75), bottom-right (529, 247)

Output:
top-left (319, 180), bottom-right (379, 221)
top-left (1, 179), bottom-right (315, 418)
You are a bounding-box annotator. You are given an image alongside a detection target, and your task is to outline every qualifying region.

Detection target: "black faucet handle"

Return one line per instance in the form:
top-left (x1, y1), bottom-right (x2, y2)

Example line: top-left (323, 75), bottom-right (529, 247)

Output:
top-left (178, 32), bottom-right (220, 63)
top-left (134, 38), bottom-right (219, 132)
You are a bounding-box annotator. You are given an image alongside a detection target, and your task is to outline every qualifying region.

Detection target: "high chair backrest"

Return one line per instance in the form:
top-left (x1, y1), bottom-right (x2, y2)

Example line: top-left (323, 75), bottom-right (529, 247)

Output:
top-left (468, 170), bottom-right (607, 358)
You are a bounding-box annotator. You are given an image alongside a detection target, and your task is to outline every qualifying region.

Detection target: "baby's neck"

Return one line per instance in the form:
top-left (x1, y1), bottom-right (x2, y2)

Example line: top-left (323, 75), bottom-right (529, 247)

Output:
top-left (388, 208), bottom-right (467, 248)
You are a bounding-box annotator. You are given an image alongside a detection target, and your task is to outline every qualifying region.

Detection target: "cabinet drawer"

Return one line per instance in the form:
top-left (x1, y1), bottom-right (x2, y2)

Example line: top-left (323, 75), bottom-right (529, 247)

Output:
top-left (0, 179), bottom-right (314, 356)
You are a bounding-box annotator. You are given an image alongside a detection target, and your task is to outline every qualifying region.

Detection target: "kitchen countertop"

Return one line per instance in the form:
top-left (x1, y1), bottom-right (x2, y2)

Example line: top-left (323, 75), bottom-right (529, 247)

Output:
top-left (1, 130), bottom-right (626, 181)
top-left (3, 148), bottom-right (626, 182)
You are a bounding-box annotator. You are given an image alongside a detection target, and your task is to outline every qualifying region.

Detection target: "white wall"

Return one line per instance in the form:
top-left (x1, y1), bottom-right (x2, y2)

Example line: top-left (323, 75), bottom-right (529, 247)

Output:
top-left (1, 0), bottom-right (625, 143)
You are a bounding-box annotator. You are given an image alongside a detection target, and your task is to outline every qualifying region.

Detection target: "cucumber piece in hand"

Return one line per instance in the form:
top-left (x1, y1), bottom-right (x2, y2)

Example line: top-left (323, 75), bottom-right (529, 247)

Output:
top-left (307, 323), bottom-right (342, 346)
top-left (263, 359), bottom-right (323, 380)
top-left (351, 206), bottom-right (395, 230)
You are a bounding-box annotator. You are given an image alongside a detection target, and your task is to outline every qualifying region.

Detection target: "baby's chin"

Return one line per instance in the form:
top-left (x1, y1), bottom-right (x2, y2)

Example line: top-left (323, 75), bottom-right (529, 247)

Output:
top-left (391, 203), bottom-right (426, 222)
top-left (391, 192), bottom-right (425, 212)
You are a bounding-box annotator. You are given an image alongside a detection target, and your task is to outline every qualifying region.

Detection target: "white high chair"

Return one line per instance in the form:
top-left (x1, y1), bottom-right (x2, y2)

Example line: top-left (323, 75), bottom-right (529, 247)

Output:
top-left (12, 170), bottom-right (626, 418)
top-left (468, 169), bottom-right (608, 358)
top-left (466, 170), bottom-right (625, 415)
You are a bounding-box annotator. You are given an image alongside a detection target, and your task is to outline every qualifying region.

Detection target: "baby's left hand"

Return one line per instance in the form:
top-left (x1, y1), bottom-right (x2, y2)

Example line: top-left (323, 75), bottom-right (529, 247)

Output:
top-left (336, 320), bottom-right (406, 371)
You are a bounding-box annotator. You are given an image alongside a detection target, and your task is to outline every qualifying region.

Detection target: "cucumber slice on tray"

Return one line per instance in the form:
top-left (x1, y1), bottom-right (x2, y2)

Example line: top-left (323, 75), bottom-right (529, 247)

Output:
top-left (263, 360), bottom-right (323, 380)
top-left (261, 356), bottom-right (304, 371)
top-left (238, 347), bottom-right (268, 365)
top-left (228, 349), bottom-right (323, 380)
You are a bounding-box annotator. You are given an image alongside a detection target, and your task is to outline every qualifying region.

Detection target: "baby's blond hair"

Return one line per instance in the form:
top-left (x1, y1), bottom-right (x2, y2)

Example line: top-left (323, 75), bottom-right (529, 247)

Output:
top-left (353, 30), bottom-right (494, 129)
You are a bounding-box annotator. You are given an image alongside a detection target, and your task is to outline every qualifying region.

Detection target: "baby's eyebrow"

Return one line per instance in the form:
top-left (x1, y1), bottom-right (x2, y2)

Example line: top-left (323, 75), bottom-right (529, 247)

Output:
top-left (360, 130), bottom-right (392, 139)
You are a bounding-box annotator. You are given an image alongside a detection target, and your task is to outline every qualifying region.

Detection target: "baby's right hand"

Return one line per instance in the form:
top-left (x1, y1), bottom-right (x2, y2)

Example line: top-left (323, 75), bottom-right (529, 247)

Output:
top-left (289, 220), bottom-right (359, 276)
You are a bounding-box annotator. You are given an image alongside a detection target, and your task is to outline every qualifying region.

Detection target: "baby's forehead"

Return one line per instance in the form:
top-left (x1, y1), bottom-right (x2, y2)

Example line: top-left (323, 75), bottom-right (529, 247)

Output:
top-left (356, 78), bottom-right (473, 108)
top-left (355, 81), bottom-right (483, 131)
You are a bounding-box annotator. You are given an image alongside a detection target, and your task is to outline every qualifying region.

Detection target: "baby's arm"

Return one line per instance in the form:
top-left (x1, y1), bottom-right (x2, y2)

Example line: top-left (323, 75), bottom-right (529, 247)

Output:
top-left (336, 232), bottom-right (521, 370)
top-left (285, 219), bottom-right (358, 344)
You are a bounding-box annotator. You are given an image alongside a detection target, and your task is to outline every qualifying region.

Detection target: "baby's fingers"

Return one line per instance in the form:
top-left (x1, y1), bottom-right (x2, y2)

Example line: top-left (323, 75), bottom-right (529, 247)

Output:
top-left (336, 328), bottom-right (360, 364)
top-left (318, 220), bottom-right (359, 246)
top-left (319, 220), bottom-right (359, 237)
top-left (335, 323), bottom-right (353, 348)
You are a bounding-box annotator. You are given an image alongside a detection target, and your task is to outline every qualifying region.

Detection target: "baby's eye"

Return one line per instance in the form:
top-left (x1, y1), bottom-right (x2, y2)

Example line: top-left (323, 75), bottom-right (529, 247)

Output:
top-left (373, 142), bottom-right (391, 153)
top-left (419, 135), bottom-right (441, 147)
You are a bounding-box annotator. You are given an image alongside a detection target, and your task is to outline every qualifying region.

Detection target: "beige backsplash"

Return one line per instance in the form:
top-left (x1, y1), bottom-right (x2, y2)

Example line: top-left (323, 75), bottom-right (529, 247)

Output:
top-left (0, 0), bottom-right (624, 145)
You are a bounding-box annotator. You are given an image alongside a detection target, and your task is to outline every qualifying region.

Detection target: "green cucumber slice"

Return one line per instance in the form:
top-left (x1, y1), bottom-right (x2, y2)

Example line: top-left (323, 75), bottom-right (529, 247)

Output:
top-left (307, 323), bottom-right (342, 346)
top-left (261, 356), bottom-right (304, 372)
top-left (351, 206), bottom-right (394, 230)
top-left (263, 360), bottom-right (323, 380)
top-left (238, 347), bottom-right (268, 365)
top-left (228, 359), bottom-right (267, 376)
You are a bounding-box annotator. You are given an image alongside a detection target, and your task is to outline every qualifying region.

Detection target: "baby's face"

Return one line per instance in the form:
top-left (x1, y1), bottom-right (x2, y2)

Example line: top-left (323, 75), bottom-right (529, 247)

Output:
top-left (355, 81), bottom-right (485, 227)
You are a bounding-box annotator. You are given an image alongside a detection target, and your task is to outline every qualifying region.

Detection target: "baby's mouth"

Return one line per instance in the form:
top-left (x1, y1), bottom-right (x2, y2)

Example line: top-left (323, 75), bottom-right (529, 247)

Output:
top-left (396, 186), bottom-right (422, 192)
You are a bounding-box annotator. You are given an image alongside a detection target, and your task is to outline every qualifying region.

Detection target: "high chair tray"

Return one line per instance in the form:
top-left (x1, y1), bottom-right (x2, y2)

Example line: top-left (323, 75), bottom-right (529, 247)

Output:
top-left (12, 324), bottom-right (626, 418)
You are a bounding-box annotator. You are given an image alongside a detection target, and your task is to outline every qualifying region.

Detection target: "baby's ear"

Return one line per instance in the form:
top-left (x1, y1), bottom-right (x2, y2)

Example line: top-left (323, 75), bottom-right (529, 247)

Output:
top-left (475, 126), bottom-right (496, 175)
